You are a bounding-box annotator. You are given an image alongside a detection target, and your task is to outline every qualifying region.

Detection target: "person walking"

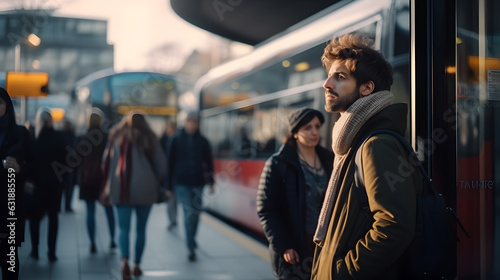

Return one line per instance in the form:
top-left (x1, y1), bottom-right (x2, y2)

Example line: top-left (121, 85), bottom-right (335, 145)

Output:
top-left (102, 112), bottom-right (166, 279)
top-left (311, 33), bottom-right (420, 279)
top-left (257, 108), bottom-right (334, 280)
top-left (0, 87), bottom-right (32, 279)
top-left (77, 110), bottom-right (116, 253)
top-left (61, 119), bottom-right (76, 212)
top-left (165, 111), bottom-right (215, 262)
top-left (159, 120), bottom-right (178, 230)
top-left (29, 107), bottom-right (66, 261)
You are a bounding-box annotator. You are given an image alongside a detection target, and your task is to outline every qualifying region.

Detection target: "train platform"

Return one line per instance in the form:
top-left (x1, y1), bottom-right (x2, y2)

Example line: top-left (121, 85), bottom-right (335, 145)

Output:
top-left (11, 191), bottom-right (274, 280)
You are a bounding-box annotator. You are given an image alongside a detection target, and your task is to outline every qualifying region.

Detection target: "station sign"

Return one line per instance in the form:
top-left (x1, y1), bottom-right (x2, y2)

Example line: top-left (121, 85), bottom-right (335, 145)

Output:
top-left (5, 71), bottom-right (49, 97)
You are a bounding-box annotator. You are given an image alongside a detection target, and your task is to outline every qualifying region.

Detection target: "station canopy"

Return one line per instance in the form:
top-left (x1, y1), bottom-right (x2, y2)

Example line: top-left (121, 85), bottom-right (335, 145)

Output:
top-left (170, 0), bottom-right (339, 46)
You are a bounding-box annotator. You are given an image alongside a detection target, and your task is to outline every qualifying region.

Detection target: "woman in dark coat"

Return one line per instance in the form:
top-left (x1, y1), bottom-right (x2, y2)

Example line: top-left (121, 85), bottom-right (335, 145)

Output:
top-left (78, 110), bottom-right (116, 253)
top-left (257, 108), bottom-right (334, 280)
top-left (30, 107), bottom-right (66, 261)
top-left (0, 87), bottom-right (32, 279)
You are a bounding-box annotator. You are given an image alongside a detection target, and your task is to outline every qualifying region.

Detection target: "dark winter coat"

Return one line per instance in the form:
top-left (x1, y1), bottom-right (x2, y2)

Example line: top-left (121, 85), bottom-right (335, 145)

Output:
top-left (31, 127), bottom-right (66, 213)
top-left (257, 143), bottom-right (334, 279)
top-left (0, 90), bottom-right (32, 245)
top-left (311, 104), bottom-right (422, 280)
top-left (166, 128), bottom-right (214, 188)
top-left (78, 127), bottom-right (108, 200)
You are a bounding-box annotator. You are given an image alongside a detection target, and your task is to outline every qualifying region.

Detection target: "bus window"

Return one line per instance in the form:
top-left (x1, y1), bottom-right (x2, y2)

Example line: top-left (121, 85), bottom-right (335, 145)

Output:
top-left (254, 101), bottom-right (280, 158)
top-left (202, 112), bottom-right (231, 158)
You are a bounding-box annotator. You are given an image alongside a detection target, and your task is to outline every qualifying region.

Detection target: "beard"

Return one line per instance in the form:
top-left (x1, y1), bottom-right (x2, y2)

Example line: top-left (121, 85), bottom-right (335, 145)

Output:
top-left (324, 87), bottom-right (361, 113)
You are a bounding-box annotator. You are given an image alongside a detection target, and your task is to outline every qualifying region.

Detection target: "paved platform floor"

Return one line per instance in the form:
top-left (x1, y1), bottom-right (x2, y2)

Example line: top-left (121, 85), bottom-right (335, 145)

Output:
top-left (9, 190), bottom-right (274, 280)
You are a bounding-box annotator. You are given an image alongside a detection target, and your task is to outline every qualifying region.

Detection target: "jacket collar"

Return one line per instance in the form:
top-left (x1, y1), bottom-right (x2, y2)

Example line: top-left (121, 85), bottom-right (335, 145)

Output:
top-left (276, 142), bottom-right (333, 171)
top-left (353, 103), bottom-right (408, 147)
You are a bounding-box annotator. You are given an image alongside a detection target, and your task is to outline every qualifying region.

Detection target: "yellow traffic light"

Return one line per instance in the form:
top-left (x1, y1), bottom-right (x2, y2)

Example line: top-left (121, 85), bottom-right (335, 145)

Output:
top-left (5, 72), bottom-right (49, 97)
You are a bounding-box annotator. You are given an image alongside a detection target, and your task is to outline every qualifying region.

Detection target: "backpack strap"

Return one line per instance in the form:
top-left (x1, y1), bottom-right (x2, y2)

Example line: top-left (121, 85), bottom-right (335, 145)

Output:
top-left (353, 129), bottom-right (470, 239)
top-left (354, 140), bottom-right (370, 213)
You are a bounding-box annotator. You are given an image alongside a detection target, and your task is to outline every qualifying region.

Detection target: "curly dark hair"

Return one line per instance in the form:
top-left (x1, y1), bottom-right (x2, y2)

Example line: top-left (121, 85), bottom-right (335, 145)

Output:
top-left (322, 33), bottom-right (393, 92)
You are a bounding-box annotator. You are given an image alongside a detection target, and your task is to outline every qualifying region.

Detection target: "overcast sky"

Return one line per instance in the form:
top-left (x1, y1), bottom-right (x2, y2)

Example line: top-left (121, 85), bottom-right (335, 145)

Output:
top-left (50, 0), bottom-right (214, 70)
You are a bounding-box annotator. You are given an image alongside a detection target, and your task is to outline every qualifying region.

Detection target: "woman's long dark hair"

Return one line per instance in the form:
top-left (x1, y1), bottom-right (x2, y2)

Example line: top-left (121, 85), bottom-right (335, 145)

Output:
top-left (110, 112), bottom-right (157, 165)
top-left (0, 87), bottom-right (17, 130)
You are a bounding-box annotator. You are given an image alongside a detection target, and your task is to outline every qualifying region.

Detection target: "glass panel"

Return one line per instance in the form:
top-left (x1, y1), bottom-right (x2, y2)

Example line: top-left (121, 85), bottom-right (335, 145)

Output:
top-left (201, 22), bottom-right (377, 110)
top-left (230, 108), bottom-right (257, 159)
top-left (456, 0), bottom-right (500, 278)
top-left (202, 113), bottom-right (231, 158)
top-left (254, 101), bottom-right (279, 158)
top-left (109, 73), bottom-right (176, 107)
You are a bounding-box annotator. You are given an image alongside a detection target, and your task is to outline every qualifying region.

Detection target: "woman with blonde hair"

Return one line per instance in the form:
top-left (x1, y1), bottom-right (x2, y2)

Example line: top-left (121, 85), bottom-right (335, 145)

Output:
top-left (102, 112), bottom-right (166, 278)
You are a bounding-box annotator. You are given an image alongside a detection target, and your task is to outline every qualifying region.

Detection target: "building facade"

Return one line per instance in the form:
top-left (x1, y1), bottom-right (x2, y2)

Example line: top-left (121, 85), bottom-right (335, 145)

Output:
top-left (0, 9), bottom-right (113, 122)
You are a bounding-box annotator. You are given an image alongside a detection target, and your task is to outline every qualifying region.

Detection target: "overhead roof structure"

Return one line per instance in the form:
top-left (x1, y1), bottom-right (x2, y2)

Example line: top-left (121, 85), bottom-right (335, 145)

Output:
top-left (170, 0), bottom-right (339, 46)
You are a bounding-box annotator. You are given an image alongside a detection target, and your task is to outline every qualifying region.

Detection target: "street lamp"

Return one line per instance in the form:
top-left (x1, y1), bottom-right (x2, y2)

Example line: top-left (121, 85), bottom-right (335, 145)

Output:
top-left (14, 33), bottom-right (41, 123)
top-left (14, 33), bottom-right (41, 71)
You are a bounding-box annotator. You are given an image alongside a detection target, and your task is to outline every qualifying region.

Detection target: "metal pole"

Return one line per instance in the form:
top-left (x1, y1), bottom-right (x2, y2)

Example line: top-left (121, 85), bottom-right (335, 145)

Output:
top-left (14, 44), bottom-right (20, 71)
top-left (15, 43), bottom-right (27, 124)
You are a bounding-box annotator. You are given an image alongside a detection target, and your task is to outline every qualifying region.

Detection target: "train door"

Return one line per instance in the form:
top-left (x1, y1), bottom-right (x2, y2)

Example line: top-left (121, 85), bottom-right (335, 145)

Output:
top-left (413, 0), bottom-right (499, 278)
top-left (455, 0), bottom-right (500, 278)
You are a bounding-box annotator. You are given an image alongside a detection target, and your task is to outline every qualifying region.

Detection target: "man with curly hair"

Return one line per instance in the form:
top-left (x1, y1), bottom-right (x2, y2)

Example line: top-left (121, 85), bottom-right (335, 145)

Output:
top-left (311, 33), bottom-right (420, 279)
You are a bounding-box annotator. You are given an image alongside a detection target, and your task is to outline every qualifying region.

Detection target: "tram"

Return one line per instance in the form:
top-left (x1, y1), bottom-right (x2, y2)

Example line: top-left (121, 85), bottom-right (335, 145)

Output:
top-left (70, 69), bottom-right (184, 135)
top-left (181, 0), bottom-right (499, 278)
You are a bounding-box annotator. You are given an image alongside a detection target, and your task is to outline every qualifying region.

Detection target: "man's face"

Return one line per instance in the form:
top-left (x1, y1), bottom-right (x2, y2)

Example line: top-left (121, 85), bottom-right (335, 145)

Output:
top-left (185, 119), bottom-right (198, 135)
top-left (323, 60), bottom-right (360, 113)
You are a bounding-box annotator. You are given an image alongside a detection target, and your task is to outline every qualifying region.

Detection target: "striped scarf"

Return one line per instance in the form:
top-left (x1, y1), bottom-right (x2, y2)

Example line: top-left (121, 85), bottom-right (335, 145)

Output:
top-left (314, 90), bottom-right (393, 246)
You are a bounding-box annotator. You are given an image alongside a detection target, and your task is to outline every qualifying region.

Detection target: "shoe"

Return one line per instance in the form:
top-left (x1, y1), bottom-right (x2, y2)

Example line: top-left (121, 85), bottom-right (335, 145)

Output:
top-left (30, 250), bottom-right (39, 260)
top-left (48, 253), bottom-right (57, 262)
top-left (188, 252), bottom-right (196, 262)
top-left (90, 244), bottom-right (97, 254)
top-left (132, 265), bottom-right (142, 276)
top-left (110, 241), bottom-right (117, 249)
top-left (122, 262), bottom-right (131, 280)
top-left (167, 222), bottom-right (177, 231)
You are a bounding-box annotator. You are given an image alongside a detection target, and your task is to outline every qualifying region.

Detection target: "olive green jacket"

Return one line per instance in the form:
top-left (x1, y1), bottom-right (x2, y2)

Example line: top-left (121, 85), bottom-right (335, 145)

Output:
top-left (312, 104), bottom-right (423, 280)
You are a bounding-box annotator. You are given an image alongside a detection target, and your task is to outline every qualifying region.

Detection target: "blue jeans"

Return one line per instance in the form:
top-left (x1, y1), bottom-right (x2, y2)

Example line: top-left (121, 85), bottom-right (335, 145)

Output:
top-left (166, 195), bottom-right (178, 225)
top-left (85, 200), bottom-right (116, 246)
top-left (116, 205), bottom-right (152, 264)
top-left (175, 185), bottom-right (204, 252)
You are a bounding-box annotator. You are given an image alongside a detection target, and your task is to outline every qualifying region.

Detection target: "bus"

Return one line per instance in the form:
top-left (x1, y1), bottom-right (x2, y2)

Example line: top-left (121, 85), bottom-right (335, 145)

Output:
top-left (197, 0), bottom-right (410, 236)
top-left (71, 69), bottom-right (185, 136)
top-left (189, 0), bottom-right (500, 278)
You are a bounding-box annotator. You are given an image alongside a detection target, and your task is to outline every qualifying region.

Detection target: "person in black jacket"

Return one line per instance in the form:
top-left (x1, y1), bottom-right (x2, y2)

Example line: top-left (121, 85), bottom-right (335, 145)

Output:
top-left (257, 108), bottom-right (334, 280)
top-left (0, 87), bottom-right (32, 279)
top-left (159, 120), bottom-right (178, 230)
top-left (165, 111), bottom-right (214, 262)
top-left (78, 110), bottom-right (116, 254)
top-left (29, 107), bottom-right (66, 261)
